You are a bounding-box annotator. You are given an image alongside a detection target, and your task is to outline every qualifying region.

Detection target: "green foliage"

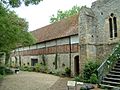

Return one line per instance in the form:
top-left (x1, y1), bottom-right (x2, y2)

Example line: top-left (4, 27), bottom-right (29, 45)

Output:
top-left (34, 63), bottom-right (48, 73)
top-left (1, 0), bottom-right (43, 7)
top-left (27, 67), bottom-right (34, 72)
top-left (20, 66), bottom-right (34, 72)
top-left (65, 67), bottom-right (71, 76)
top-left (20, 66), bottom-right (30, 71)
top-left (53, 70), bottom-right (61, 76)
top-left (83, 61), bottom-right (99, 81)
top-left (34, 63), bottom-right (41, 72)
top-left (0, 74), bottom-right (4, 80)
top-left (0, 65), bottom-right (13, 75)
top-left (73, 75), bottom-right (81, 82)
top-left (73, 60), bottom-right (99, 84)
top-left (0, 3), bottom-right (36, 64)
top-left (97, 43), bottom-right (120, 84)
top-left (0, 65), bottom-right (5, 75)
top-left (50, 5), bottom-right (80, 23)
top-left (20, 63), bottom-right (49, 73)
top-left (89, 73), bottom-right (98, 84)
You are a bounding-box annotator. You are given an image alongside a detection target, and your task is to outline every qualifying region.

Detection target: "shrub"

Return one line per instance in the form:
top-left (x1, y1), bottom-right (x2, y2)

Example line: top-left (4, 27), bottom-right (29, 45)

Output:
top-left (34, 63), bottom-right (41, 72)
top-left (5, 68), bottom-right (13, 75)
top-left (65, 67), bottom-right (71, 76)
top-left (0, 65), bottom-right (13, 75)
top-left (73, 75), bottom-right (81, 82)
top-left (0, 74), bottom-right (4, 79)
top-left (20, 66), bottom-right (29, 71)
top-left (39, 64), bottom-right (48, 73)
top-left (27, 67), bottom-right (34, 72)
top-left (89, 73), bottom-right (98, 84)
top-left (83, 61), bottom-right (99, 81)
top-left (0, 66), bottom-right (5, 75)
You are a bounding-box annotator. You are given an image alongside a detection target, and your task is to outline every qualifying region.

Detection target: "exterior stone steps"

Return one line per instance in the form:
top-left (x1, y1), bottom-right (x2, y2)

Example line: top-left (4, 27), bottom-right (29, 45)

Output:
top-left (104, 77), bottom-right (120, 82)
top-left (116, 63), bottom-right (120, 66)
top-left (102, 80), bottom-right (120, 86)
top-left (110, 71), bottom-right (120, 75)
top-left (114, 65), bottom-right (120, 68)
top-left (112, 68), bottom-right (120, 72)
top-left (107, 74), bottom-right (120, 78)
top-left (100, 84), bottom-right (120, 89)
top-left (117, 61), bottom-right (120, 63)
top-left (101, 60), bottom-right (120, 87)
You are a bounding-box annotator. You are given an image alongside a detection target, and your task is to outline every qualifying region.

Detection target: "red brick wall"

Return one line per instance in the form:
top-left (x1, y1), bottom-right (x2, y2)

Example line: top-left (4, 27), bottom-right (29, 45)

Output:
top-left (12, 44), bottom-right (79, 56)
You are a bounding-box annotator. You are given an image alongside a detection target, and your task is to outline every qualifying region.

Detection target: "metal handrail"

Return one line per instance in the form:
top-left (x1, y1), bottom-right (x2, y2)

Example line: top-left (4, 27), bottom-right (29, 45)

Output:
top-left (97, 43), bottom-right (120, 84)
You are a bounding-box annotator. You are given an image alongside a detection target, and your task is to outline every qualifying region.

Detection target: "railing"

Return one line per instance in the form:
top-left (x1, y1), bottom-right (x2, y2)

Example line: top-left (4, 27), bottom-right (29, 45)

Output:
top-left (97, 43), bottom-right (120, 84)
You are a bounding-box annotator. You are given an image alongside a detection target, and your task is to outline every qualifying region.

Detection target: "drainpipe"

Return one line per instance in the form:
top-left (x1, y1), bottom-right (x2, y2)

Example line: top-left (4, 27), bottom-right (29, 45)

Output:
top-left (69, 36), bottom-right (72, 73)
top-left (55, 39), bottom-right (58, 69)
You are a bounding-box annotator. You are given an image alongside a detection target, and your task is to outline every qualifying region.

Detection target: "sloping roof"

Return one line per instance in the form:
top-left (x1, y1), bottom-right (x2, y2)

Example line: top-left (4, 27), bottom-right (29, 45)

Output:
top-left (31, 14), bottom-right (79, 43)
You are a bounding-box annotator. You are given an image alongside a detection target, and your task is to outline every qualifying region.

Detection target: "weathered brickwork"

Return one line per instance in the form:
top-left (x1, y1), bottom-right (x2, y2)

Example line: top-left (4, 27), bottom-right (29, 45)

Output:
top-left (13, 44), bottom-right (78, 56)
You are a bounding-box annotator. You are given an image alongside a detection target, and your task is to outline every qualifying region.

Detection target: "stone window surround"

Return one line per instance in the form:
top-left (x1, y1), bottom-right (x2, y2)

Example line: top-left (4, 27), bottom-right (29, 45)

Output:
top-left (109, 13), bottom-right (117, 39)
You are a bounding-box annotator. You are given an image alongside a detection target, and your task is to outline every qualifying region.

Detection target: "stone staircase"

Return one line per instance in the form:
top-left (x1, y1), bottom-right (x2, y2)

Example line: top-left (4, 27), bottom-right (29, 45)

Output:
top-left (101, 60), bottom-right (120, 88)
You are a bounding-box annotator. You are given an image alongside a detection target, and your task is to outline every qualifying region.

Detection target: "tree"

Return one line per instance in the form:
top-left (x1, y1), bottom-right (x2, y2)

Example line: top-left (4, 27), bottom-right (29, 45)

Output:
top-left (0, 3), bottom-right (36, 64)
top-left (0, 0), bottom-right (43, 7)
top-left (50, 5), bottom-right (81, 23)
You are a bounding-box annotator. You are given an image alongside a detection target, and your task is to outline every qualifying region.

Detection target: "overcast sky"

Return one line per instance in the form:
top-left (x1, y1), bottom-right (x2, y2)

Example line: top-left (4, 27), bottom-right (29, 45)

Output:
top-left (12, 0), bottom-right (96, 31)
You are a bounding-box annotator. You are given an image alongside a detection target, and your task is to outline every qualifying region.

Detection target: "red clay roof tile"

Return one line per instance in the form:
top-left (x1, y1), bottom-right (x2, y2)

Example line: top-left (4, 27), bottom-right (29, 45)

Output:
top-left (31, 14), bottom-right (79, 43)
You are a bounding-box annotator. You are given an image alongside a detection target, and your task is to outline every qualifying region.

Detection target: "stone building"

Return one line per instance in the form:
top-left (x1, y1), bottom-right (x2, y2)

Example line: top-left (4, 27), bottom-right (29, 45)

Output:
top-left (79, 0), bottom-right (120, 70)
top-left (11, 14), bottom-right (80, 76)
top-left (11, 0), bottom-right (120, 76)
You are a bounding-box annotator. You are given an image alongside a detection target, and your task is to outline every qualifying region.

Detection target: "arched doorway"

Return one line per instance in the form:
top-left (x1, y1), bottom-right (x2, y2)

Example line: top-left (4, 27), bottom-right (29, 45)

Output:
top-left (74, 55), bottom-right (79, 76)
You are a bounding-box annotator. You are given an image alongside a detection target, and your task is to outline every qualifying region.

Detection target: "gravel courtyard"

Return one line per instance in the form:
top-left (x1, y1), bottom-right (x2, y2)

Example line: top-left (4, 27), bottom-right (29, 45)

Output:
top-left (0, 71), bottom-right (60, 90)
top-left (0, 71), bottom-right (102, 90)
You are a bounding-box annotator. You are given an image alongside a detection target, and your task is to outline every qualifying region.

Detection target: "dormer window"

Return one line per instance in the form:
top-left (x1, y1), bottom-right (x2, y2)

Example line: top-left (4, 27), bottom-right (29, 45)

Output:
top-left (109, 13), bottom-right (117, 38)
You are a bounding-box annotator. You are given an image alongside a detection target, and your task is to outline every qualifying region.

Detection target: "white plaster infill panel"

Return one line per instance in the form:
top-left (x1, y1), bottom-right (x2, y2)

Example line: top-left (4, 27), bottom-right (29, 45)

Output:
top-left (23, 46), bottom-right (30, 51)
top-left (46, 40), bottom-right (56, 47)
top-left (57, 37), bottom-right (69, 45)
top-left (18, 47), bottom-right (24, 51)
top-left (37, 43), bottom-right (45, 49)
top-left (70, 35), bottom-right (79, 44)
top-left (30, 45), bottom-right (37, 50)
top-left (30, 56), bottom-right (39, 59)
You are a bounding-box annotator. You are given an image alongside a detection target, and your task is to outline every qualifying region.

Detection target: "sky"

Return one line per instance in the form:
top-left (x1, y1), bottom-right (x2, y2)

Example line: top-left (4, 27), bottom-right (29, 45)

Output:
top-left (12, 0), bottom-right (96, 31)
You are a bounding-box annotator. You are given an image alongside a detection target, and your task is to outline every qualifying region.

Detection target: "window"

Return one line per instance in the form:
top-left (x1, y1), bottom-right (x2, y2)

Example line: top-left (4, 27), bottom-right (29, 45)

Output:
top-left (109, 13), bottom-right (117, 38)
top-left (113, 17), bottom-right (117, 37)
top-left (109, 18), bottom-right (113, 38)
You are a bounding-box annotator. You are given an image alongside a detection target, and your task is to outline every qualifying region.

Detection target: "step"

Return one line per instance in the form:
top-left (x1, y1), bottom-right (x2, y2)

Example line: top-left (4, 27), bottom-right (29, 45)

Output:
top-left (107, 74), bottom-right (120, 78)
top-left (104, 77), bottom-right (120, 82)
top-left (110, 71), bottom-right (120, 75)
top-left (115, 61), bottom-right (120, 64)
top-left (116, 63), bottom-right (120, 66)
top-left (114, 65), bottom-right (120, 68)
top-left (117, 60), bottom-right (120, 63)
top-left (100, 84), bottom-right (120, 89)
top-left (102, 80), bottom-right (120, 86)
top-left (112, 68), bottom-right (120, 72)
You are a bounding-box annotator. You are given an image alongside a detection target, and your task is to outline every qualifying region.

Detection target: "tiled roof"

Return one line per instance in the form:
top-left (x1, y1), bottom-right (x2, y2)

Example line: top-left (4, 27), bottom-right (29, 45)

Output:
top-left (31, 14), bottom-right (79, 43)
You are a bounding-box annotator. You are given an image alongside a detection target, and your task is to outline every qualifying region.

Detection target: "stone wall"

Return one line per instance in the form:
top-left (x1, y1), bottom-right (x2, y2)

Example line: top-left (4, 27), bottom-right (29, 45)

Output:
top-left (79, 0), bottom-right (120, 72)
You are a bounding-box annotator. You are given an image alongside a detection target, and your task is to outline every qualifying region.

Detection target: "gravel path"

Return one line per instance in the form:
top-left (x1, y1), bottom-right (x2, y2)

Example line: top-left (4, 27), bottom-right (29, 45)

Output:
top-left (49, 77), bottom-right (72, 90)
top-left (0, 71), bottom-right (60, 90)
